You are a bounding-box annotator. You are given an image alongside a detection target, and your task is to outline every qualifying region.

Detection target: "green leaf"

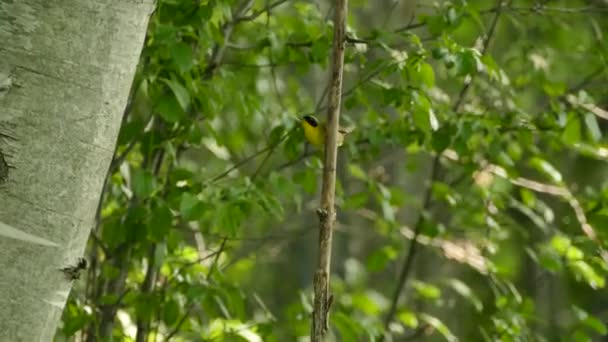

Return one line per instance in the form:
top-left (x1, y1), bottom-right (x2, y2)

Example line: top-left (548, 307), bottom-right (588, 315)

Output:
top-left (538, 245), bottom-right (563, 272)
top-left (171, 42), bottom-right (193, 74)
top-left (310, 38), bottom-right (329, 64)
top-left (180, 192), bottom-right (204, 221)
top-left (562, 114), bottom-right (581, 145)
top-left (351, 291), bottom-right (387, 315)
top-left (412, 105), bottom-right (438, 134)
top-left (218, 204), bottom-right (243, 236)
top-left (397, 310), bottom-right (419, 328)
top-left (343, 191), bottom-right (368, 209)
top-left (161, 77), bottom-right (190, 112)
top-left (382, 87), bottom-right (405, 107)
top-left (62, 303), bottom-right (91, 336)
top-left (584, 112), bottom-right (602, 142)
top-left (412, 280), bottom-right (441, 300)
top-left (543, 81), bottom-right (566, 97)
top-left (419, 62), bottom-right (435, 88)
top-left (520, 188), bottom-right (536, 207)
top-left (152, 24), bottom-right (178, 44)
top-left (333, 312), bottom-right (365, 341)
top-left (571, 330), bottom-right (591, 342)
top-left (134, 294), bottom-right (158, 321)
top-left (455, 49), bottom-right (482, 76)
top-left (155, 94), bottom-right (185, 123)
top-left (445, 278), bottom-right (483, 311)
top-left (571, 260), bottom-right (605, 289)
top-left (366, 246), bottom-right (398, 272)
top-left (163, 299), bottom-right (180, 326)
top-left (148, 202), bottom-right (172, 241)
top-left (293, 169), bottom-right (317, 194)
top-left (422, 15), bottom-right (447, 36)
top-left (256, 191), bottom-right (283, 219)
top-left (236, 327), bottom-right (263, 342)
top-left (566, 246), bottom-right (584, 261)
top-left (131, 168), bottom-right (156, 198)
top-left (268, 125), bottom-right (286, 145)
top-left (431, 125), bottom-right (453, 152)
top-left (348, 163), bottom-right (367, 180)
top-left (528, 157), bottom-right (562, 183)
top-left (583, 315), bottom-right (608, 335)
top-left (551, 235), bottom-right (571, 255)
top-left (419, 313), bottom-right (457, 342)
top-left (283, 127), bottom-right (303, 161)
top-left (101, 217), bottom-right (126, 248)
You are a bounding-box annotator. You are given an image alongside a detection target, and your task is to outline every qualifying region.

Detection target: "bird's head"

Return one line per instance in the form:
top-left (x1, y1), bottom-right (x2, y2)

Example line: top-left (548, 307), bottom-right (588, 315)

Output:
top-left (302, 115), bottom-right (319, 127)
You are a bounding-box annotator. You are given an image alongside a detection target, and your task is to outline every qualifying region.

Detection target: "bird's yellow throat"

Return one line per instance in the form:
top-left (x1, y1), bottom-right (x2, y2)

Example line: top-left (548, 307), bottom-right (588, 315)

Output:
top-left (301, 115), bottom-right (347, 147)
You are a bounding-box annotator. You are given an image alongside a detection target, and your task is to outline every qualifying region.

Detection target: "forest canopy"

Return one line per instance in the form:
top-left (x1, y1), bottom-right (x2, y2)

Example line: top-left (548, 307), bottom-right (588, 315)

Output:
top-left (58, 0), bottom-right (608, 341)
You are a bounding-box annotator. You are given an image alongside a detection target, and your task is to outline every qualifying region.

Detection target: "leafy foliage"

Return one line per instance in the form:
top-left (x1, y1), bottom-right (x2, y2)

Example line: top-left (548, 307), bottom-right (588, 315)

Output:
top-left (57, 0), bottom-right (608, 341)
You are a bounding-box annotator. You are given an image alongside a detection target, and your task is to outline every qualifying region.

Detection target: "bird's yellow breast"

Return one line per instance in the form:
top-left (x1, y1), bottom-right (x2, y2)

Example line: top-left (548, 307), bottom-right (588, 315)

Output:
top-left (302, 121), bottom-right (325, 146)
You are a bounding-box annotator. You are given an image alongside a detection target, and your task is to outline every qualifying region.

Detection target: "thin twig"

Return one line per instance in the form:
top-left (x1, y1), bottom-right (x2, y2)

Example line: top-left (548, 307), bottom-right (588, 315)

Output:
top-left (135, 235), bottom-right (162, 341)
top-left (207, 128), bottom-right (295, 184)
top-left (164, 239), bottom-right (228, 340)
top-left (208, 237), bottom-right (228, 278)
top-left (203, 0), bottom-right (256, 79)
top-left (165, 304), bottom-right (194, 341)
top-left (236, 0), bottom-right (290, 21)
top-left (393, 3), bottom-right (608, 33)
top-left (483, 4), bottom-right (608, 14)
top-left (452, 0), bottom-right (507, 112)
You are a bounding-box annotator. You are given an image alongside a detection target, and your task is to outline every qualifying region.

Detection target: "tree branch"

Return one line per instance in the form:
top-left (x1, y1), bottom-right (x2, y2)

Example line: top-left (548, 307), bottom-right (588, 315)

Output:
top-left (236, 0), bottom-right (291, 22)
top-left (311, 0), bottom-right (348, 340)
top-left (380, 156), bottom-right (438, 341)
top-left (394, 3), bottom-right (607, 33)
top-left (203, 0), bottom-right (256, 79)
top-left (452, 0), bottom-right (507, 112)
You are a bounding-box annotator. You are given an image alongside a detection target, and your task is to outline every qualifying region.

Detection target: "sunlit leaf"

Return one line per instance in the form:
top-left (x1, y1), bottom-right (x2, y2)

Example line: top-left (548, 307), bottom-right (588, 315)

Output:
top-left (397, 310), bottom-right (419, 328)
top-left (562, 114), bottom-right (582, 145)
top-left (419, 313), bottom-right (458, 342)
top-left (528, 157), bottom-right (563, 183)
top-left (445, 278), bottom-right (483, 312)
top-left (571, 260), bottom-right (605, 289)
top-left (412, 281), bottom-right (441, 300)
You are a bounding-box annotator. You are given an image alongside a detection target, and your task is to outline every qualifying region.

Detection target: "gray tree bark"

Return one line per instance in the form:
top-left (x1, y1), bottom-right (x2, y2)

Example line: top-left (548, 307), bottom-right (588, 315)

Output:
top-left (0, 1), bottom-right (154, 340)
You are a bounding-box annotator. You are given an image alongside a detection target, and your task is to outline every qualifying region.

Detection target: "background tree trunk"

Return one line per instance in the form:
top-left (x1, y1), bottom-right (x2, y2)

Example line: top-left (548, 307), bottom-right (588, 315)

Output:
top-left (0, 0), bottom-right (153, 340)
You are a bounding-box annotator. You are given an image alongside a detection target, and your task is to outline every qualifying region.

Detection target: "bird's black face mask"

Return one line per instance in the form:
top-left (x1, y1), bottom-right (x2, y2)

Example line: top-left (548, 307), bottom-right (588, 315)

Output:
top-left (303, 115), bottom-right (319, 127)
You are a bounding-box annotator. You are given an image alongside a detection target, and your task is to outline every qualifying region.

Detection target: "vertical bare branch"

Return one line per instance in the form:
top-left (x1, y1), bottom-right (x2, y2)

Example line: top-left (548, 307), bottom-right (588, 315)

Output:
top-left (311, 0), bottom-right (348, 340)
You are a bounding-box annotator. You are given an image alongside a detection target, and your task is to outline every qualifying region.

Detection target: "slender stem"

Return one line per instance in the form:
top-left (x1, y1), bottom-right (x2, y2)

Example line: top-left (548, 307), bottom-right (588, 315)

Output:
top-left (311, 0), bottom-right (348, 340)
top-left (381, 156), bottom-right (438, 340)
top-left (164, 240), bottom-right (228, 341)
top-left (203, 0), bottom-right (255, 79)
top-left (236, 0), bottom-right (291, 21)
top-left (452, 0), bottom-right (506, 112)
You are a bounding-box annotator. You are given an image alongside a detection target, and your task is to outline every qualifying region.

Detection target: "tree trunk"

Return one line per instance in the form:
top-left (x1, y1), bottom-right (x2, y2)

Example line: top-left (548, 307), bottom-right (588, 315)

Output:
top-left (0, 0), bottom-right (153, 340)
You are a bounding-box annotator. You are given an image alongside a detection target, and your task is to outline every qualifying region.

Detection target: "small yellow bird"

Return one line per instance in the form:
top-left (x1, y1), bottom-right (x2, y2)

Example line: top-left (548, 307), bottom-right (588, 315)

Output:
top-left (301, 115), bottom-right (351, 147)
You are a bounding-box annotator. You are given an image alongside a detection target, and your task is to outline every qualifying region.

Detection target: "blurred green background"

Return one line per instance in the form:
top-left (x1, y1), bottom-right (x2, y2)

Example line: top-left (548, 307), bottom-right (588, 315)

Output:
top-left (57, 0), bottom-right (608, 341)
